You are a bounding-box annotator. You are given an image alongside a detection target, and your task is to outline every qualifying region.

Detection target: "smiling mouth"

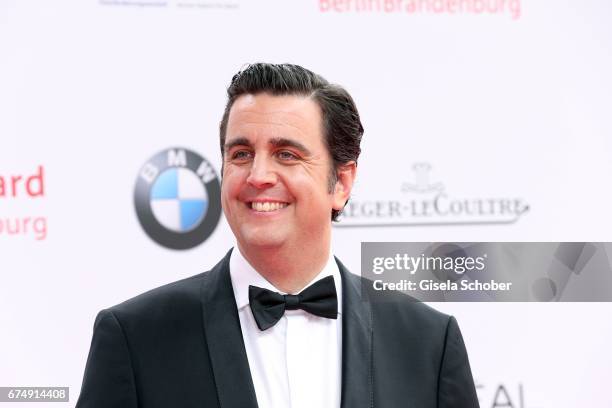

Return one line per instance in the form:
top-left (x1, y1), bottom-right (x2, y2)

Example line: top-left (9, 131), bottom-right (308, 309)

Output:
top-left (249, 202), bottom-right (289, 212)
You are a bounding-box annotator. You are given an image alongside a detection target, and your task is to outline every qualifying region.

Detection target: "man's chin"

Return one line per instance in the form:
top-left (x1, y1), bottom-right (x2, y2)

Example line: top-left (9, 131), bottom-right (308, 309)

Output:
top-left (238, 231), bottom-right (288, 252)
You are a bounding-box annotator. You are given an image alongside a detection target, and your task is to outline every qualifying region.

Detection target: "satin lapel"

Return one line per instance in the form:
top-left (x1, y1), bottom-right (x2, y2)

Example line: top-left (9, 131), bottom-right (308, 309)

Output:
top-left (337, 257), bottom-right (373, 408)
top-left (200, 249), bottom-right (259, 408)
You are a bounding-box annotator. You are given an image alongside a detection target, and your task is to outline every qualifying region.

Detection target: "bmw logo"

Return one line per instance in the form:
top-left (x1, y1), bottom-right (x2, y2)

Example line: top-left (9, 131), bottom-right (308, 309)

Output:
top-left (134, 148), bottom-right (222, 250)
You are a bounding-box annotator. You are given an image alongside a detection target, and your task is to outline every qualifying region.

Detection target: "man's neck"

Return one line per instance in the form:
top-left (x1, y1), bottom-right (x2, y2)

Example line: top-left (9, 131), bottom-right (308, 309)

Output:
top-left (236, 240), bottom-right (331, 294)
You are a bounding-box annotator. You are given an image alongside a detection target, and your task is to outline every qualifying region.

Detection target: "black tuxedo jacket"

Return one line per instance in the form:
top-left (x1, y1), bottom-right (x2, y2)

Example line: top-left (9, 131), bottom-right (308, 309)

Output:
top-left (76, 250), bottom-right (479, 408)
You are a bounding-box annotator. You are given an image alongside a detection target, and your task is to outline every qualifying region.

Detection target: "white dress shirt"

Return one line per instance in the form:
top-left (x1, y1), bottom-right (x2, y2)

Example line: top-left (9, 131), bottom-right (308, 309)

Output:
top-left (229, 248), bottom-right (343, 408)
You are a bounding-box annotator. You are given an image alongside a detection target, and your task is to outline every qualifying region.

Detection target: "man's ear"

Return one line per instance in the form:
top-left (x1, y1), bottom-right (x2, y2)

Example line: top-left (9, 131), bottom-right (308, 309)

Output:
top-left (332, 161), bottom-right (357, 210)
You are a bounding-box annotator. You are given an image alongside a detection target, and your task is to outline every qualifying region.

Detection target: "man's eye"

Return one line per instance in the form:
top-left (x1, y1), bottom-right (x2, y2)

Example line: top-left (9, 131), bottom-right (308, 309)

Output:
top-left (231, 150), bottom-right (252, 160)
top-left (277, 150), bottom-right (298, 160)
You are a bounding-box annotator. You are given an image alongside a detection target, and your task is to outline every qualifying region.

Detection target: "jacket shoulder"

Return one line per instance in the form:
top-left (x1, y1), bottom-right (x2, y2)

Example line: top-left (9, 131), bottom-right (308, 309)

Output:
top-left (106, 250), bottom-right (233, 320)
top-left (108, 271), bottom-right (208, 318)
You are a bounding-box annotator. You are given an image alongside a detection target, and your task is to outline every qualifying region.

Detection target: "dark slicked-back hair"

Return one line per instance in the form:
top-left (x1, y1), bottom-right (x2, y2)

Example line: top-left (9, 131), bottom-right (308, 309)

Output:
top-left (219, 63), bottom-right (364, 221)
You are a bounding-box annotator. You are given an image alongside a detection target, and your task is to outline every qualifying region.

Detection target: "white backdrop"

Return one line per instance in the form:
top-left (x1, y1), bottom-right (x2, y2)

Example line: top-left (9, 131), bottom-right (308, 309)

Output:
top-left (1, 0), bottom-right (612, 406)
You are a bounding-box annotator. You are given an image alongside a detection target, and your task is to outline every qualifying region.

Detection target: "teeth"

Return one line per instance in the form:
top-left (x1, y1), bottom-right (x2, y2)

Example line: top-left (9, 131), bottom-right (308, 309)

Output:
top-left (251, 202), bottom-right (288, 212)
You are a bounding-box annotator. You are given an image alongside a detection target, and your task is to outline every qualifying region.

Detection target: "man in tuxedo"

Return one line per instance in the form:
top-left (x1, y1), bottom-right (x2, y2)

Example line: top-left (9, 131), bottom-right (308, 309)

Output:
top-left (76, 63), bottom-right (479, 408)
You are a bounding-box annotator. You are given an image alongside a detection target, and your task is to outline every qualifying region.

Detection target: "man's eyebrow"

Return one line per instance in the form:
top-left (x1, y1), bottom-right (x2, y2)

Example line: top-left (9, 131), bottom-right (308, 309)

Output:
top-left (224, 137), bottom-right (252, 153)
top-left (269, 137), bottom-right (312, 156)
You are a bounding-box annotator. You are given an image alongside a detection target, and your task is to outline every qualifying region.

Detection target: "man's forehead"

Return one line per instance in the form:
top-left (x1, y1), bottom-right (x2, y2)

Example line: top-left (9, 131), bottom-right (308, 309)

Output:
top-left (232, 92), bottom-right (314, 109)
top-left (229, 93), bottom-right (321, 124)
top-left (226, 93), bottom-right (324, 144)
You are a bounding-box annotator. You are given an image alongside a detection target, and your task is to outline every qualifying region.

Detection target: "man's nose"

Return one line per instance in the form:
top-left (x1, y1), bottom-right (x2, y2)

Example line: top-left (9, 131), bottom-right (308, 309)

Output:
top-left (246, 156), bottom-right (277, 188)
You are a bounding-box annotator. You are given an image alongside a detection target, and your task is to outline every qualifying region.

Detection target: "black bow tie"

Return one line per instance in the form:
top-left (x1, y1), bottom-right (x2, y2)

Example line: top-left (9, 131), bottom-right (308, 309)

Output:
top-left (248, 275), bottom-right (338, 331)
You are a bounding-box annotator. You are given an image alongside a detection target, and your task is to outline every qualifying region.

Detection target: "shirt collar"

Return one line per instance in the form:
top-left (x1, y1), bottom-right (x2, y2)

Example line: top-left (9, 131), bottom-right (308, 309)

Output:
top-left (229, 246), bottom-right (343, 315)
